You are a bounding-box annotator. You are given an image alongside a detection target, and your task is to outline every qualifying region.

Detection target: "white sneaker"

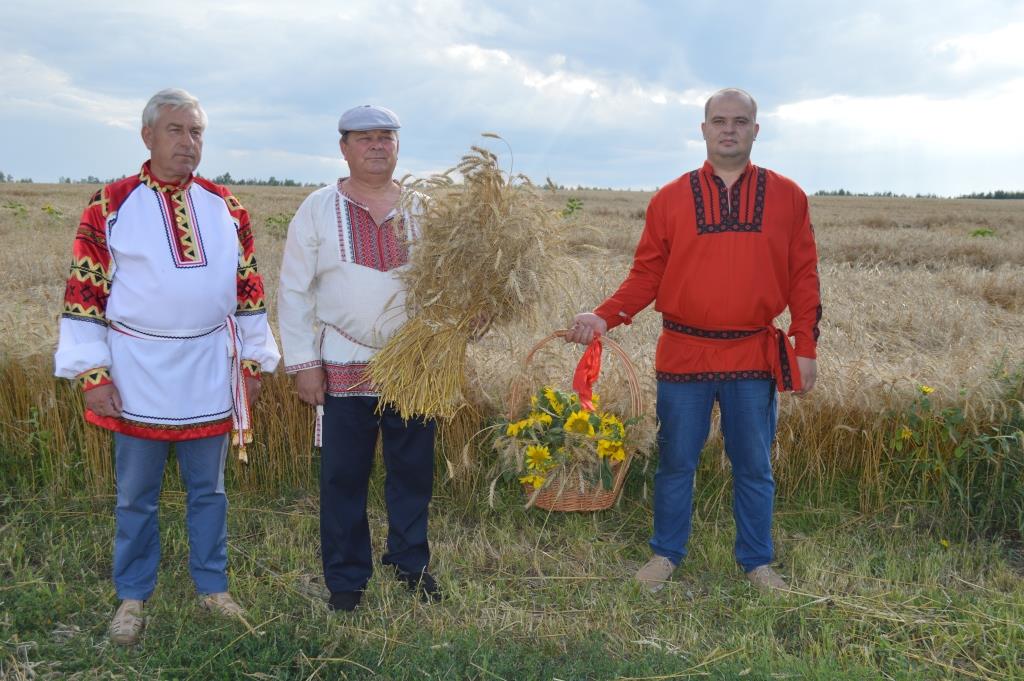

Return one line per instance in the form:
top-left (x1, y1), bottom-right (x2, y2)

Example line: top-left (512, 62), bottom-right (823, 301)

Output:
top-left (745, 565), bottom-right (787, 591)
top-left (199, 592), bottom-right (247, 618)
top-left (109, 599), bottom-right (144, 645)
top-left (635, 555), bottom-right (675, 593)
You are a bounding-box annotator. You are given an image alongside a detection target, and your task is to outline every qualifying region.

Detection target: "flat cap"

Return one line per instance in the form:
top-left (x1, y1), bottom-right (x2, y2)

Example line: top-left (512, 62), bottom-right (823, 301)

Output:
top-left (337, 105), bottom-right (401, 133)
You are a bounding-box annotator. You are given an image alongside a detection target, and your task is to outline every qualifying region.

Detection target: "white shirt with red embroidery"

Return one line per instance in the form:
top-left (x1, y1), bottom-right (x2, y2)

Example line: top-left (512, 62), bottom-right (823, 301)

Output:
top-left (54, 164), bottom-right (280, 441)
top-left (277, 180), bottom-right (422, 397)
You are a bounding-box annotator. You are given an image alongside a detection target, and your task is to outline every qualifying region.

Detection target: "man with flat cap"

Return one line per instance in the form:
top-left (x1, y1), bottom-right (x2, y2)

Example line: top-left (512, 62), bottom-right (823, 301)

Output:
top-left (278, 105), bottom-right (441, 612)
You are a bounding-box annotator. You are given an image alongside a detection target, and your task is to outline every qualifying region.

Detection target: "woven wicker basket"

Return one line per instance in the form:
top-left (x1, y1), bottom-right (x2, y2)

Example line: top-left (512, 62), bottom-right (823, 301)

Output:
top-left (508, 330), bottom-right (644, 512)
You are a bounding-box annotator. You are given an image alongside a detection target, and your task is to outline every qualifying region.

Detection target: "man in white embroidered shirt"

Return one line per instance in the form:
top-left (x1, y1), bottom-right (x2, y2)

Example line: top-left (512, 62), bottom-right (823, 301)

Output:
top-left (277, 105), bottom-right (441, 612)
top-left (54, 88), bottom-right (280, 645)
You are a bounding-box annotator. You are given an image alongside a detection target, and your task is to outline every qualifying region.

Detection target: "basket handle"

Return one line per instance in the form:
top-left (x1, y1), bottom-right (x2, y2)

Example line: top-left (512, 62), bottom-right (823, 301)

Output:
top-left (507, 329), bottom-right (643, 419)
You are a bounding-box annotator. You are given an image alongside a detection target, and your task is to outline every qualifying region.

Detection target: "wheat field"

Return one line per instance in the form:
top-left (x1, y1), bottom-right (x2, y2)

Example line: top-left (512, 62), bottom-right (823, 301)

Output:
top-left (2, 182), bottom-right (1021, 495)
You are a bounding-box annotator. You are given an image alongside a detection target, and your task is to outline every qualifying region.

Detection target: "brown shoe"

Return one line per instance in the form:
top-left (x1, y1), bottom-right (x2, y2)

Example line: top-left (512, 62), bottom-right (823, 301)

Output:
top-left (109, 599), bottom-right (144, 645)
top-left (745, 565), bottom-right (787, 591)
top-left (199, 592), bottom-right (247, 618)
top-left (635, 555), bottom-right (675, 593)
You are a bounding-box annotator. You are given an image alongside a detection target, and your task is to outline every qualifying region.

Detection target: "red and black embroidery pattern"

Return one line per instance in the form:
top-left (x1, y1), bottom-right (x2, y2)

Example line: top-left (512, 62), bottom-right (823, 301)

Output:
top-left (77, 366), bottom-right (112, 391)
top-left (62, 189), bottom-right (113, 326)
top-left (663, 319), bottom-right (761, 339)
top-left (657, 370), bottom-right (773, 383)
top-left (324, 362), bottom-right (376, 396)
top-left (335, 180), bottom-right (409, 272)
top-left (141, 165), bottom-right (208, 268)
top-left (690, 165), bottom-right (766, 235)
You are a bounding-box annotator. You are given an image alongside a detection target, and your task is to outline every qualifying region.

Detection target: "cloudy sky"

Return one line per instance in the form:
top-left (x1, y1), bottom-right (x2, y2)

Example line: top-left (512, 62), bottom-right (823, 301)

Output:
top-left (2, 0), bottom-right (1023, 195)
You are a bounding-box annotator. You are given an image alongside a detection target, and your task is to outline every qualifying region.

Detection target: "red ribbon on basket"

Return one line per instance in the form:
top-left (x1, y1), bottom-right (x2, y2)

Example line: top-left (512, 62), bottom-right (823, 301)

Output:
top-left (572, 332), bottom-right (603, 412)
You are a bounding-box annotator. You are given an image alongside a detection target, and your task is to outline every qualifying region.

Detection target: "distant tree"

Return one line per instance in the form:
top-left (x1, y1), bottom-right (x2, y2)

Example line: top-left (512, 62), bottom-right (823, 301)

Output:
top-left (958, 189), bottom-right (1024, 199)
top-left (0, 170), bottom-right (6, 183)
top-left (213, 172), bottom-right (235, 184)
top-left (18, 177), bottom-right (33, 183)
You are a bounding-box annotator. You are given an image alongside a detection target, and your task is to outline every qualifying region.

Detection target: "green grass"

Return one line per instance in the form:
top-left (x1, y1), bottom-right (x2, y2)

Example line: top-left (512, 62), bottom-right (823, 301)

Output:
top-left (2, 461), bottom-right (1023, 680)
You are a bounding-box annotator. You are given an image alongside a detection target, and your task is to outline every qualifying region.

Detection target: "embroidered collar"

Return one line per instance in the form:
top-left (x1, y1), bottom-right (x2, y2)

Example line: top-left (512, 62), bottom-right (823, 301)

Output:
top-left (139, 162), bottom-right (194, 193)
top-left (699, 160), bottom-right (754, 185)
top-left (336, 177), bottom-right (401, 222)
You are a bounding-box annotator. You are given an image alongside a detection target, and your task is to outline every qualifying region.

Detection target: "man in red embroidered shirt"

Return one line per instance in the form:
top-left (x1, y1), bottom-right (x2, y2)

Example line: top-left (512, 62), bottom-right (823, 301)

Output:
top-left (567, 88), bottom-right (821, 592)
top-left (278, 105), bottom-right (441, 612)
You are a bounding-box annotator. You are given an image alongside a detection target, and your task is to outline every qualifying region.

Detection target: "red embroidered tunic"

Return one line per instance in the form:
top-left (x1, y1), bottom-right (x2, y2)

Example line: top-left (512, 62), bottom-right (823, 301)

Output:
top-left (593, 161), bottom-right (821, 390)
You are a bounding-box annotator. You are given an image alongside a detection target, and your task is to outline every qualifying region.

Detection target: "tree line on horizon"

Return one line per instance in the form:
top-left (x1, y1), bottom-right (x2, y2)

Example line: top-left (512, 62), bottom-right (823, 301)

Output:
top-left (0, 170), bottom-right (320, 188)
top-left (813, 188), bottom-right (1024, 199)
top-left (1, 170), bottom-right (1023, 198)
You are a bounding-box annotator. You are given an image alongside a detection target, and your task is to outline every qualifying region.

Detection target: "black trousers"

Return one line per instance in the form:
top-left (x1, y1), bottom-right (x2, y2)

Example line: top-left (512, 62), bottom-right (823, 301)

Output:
top-left (320, 395), bottom-right (436, 593)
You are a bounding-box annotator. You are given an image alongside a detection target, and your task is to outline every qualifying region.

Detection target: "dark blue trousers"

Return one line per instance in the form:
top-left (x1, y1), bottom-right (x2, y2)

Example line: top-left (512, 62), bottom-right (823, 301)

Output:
top-left (320, 395), bottom-right (436, 593)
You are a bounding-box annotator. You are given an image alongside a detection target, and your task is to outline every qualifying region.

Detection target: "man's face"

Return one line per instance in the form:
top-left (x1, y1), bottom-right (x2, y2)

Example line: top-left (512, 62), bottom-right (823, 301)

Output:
top-left (701, 93), bottom-right (759, 163)
top-left (340, 129), bottom-right (399, 181)
top-left (141, 106), bottom-right (204, 183)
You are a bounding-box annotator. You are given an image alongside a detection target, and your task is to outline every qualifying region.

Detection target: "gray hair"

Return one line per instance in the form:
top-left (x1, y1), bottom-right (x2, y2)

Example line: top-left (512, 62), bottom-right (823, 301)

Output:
top-left (141, 88), bottom-right (208, 129)
top-left (704, 88), bottom-right (758, 121)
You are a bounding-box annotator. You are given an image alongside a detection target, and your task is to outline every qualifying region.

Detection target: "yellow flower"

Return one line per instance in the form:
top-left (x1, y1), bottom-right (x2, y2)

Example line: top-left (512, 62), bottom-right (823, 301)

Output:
top-left (592, 392), bottom-right (601, 409)
top-left (529, 411), bottom-right (553, 427)
top-left (564, 411), bottom-right (595, 436)
top-left (598, 439), bottom-right (626, 461)
top-left (939, 538), bottom-right (950, 549)
top-left (898, 425), bottom-right (914, 441)
top-left (544, 387), bottom-right (565, 415)
top-left (600, 414), bottom-right (625, 440)
top-left (530, 394), bottom-right (538, 407)
top-left (506, 418), bottom-right (532, 437)
top-left (526, 444), bottom-right (552, 470)
top-left (920, 385), bottom-right (935, 395)
top-left (519, 473), bottom-right (546, 489)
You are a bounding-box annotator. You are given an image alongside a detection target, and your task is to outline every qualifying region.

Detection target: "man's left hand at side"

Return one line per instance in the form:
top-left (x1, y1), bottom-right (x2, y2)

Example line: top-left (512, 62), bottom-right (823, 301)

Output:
top-left (245, 376), bottom-right (262, 408)
top-left (795, 357), bottom-right (816, 395)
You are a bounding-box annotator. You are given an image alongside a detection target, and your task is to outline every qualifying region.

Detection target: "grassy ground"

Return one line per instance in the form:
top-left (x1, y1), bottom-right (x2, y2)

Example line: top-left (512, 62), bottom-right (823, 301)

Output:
top-left (3, 461), bottom-right (1023, 680)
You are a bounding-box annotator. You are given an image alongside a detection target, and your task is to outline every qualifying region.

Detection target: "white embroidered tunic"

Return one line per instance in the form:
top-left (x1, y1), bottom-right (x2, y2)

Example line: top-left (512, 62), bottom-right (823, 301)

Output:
top-left (277, 180), bottom-right (420, 397)
top-left (54, 163), bottom-right (280, 440)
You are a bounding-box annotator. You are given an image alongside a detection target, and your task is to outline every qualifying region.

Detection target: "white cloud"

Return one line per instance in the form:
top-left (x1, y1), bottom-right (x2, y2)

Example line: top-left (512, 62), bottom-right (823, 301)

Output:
top-left (0, 53), bottom-right (142, 129)
top-left (434, 42), bottom-right (705, 127)
top-left (770, 79), bottom-right (1024, 154)
top-left (934, 22), bottom-right (1024, 73)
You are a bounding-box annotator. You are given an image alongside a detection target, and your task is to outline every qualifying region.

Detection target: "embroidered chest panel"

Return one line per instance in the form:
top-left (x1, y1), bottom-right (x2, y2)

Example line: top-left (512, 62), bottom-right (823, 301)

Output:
top-left (689, 166), bottom-right (767, 235)
top-left (141, 173), bottom-right (208, 268)
top-left (334, 184), bottom-right (409, 271)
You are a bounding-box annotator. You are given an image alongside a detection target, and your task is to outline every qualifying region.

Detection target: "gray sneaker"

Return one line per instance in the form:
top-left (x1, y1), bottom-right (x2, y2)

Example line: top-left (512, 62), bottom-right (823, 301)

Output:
top-left (635, 555), bottom-right (675, 593)
top-left (745, 565), bottom-right (787, 591)
top-left (109, 599), bottom-right (144, 645)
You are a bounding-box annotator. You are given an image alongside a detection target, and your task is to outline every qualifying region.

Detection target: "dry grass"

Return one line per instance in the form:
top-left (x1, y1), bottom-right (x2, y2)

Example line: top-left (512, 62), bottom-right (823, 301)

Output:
top-left (1, 182), bottom-right (1022, 499)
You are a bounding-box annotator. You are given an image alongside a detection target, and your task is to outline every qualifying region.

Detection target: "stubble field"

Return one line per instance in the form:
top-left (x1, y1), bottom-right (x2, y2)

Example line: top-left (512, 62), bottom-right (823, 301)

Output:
top-left (1, 182), bottom-right (1022, 679)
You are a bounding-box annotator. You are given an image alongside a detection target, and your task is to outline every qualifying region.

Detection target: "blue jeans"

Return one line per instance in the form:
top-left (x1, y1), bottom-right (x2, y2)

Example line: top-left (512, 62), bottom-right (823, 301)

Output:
top-left (320, 395), bottom-right (436, 593)
top-left (651, 379), bottom-right (777, 572)
top-left (113, 433), bottom-right (230, 600)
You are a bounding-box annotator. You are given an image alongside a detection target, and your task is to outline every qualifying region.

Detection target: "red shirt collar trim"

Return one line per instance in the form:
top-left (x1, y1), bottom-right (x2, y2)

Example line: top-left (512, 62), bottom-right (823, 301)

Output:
top-left (139, 162), bottom-right (194, 193)
top-left (699, 160), bottom-right (755, 182)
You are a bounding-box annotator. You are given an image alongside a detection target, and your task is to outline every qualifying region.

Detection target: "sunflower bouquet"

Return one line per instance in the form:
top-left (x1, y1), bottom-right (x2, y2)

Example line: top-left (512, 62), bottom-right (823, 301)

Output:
top-left (495, 385), bottom-right (637, 499)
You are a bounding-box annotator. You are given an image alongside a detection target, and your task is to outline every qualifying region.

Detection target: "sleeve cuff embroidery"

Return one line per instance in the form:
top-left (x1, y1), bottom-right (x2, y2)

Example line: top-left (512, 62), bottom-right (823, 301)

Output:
top-left (241, 359), bottom-right (262, 380)
top-left (77, 367), bottom-right (112, 392)
top-left (285, 360), bottom-right (322, 374)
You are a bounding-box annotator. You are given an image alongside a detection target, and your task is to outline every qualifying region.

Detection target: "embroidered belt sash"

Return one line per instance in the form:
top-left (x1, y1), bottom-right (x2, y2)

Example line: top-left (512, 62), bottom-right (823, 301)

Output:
top-left (110, 318), bottom-right (253, 460)
top-left (660, 318), bottom-right (800, 392)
